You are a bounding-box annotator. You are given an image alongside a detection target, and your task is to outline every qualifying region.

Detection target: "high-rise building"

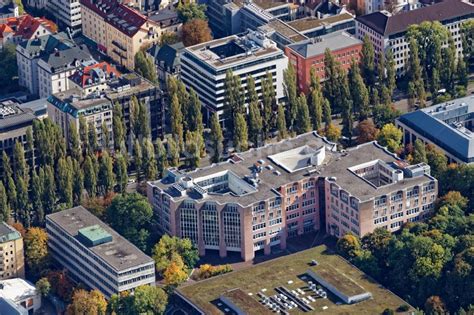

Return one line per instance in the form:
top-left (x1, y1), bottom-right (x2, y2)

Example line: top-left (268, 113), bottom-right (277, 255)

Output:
top-left (180, 30), bottom-right (288, 123)
top-left (46, 0), bottom-right (82, 35)
top-left (0, 223), bottom-right (24, 280)
top-left (147, 132), bottom-right (437, 262)
top-left (46, 206), bottom-right (156, 298)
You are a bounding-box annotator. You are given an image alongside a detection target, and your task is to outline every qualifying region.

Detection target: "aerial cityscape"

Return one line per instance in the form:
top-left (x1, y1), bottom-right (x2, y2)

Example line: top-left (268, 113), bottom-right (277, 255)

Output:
top-left (0, 0), bottom-right (472, 314)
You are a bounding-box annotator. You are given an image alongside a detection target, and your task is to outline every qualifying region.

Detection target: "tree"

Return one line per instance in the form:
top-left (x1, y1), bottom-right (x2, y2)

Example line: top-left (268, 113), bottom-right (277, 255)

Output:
top-left (187, 89), bottom-right (203, 134)
top-left (36, 278), bottom-right (51, 297)
top-left (407, 37), bottom-right (426, 107)
top-left (276, 105), bottom-right (287, 141)
top-left (185, 131), bottom-right (204, 169)
top-left (261, 72), bottom-right (276, 138)
top-left (163, 253), bottom-right (188, 287)
top-left (323, 99), bottom-right (332, 127)
top-left (223, 70), bottom-right (245, 134)
top-left (0, 182), bottom-right (9, 222)
top-left (426, 144), bottom-right (447, 179)
top-left (441, 37), bottom-right (457, 94)
top-left (83, 155), bottom-right (97, 197)
top-left (152, 235), bottom-right (199, 274)
top-left (133, 139), bottom-right (143, 181)
top-left (12, 141), bottom-right (28, 182)
top-left (325, 123), bottom-right (341, 142)
top-left (246, 75), bottom-right (258, 105)
top-left (135, 50), bottom-right (158, 84)
top-left (233, 113), bottom-right (248, 152)
top-left (386, 50), bottom-right (396, 97)
top-left (461, 20), bottom-right (474, 68)
top-left (456, 57), bottom-right (468, 87)
top-left (114, 154), bottom-right (128, 194)
top-left (210, 113), bottom-right (224, 163)
top-left (106, 193), bottom-right (153, 252)
top-left (376, 51), bottom-right (385, 89)
top-left (425, 296), bottom-right (447, 315)
top-left (133, 285), bottom-right (168, 315)
top-left (16, 176), bottom-right (30, 226)
top-left (79, 116), bottom-right (88, 155)
top-left (377, 123), bottom-right (402, 153)
top-left (283, 62), bottom-right (298, 130)
top-left (308, 73), bottom-right (323, 130)
top-left (248, 104), bottom-right (263, 147)
top-left (142, 138), bottom-right (158, 180)
top-left (87, 122), bottom-right (98, 153)
top-left (66, 289), bottom-right (107, 315)
top-left (177, 2), bottom-right (207, 23)
top-left (160, 31), bottom-right (179, 46)
top-left (41, 165), bottom-right (56, 216)
top-left (348, 59), bottom-right (370, 120)
top-left (170, 94), bottom-right (184, 152)
top-left (71, 159), bottom-right (83, 206)
top-left (295, 93), bottom-right (311, 134)
top-left (356, 119), bottom-right (379, 144)
top-left (167, 137), bottom-right (180, 167)
top-left (24, 227), bottom-right (49, 277)
top-left (154, 139), bottom-right (167, 177)
top-left (101, 121), bottom-right (110, 150)
top-left (182, 19), bottom-right (212, 47)
top-left (412, 139), bottom-right (428, 164)
top-left (98, 151), bottom-right (115, 195)
top-left (57, 157), bottom-right (73, 208)
top-left (6, 176), bottom-right (17, 218)
top-left (361, 35), bottom-right (375, 85)
top-left (68, 122), bottom-right (81, 160)
top-left (372, 104), bottom-right (400, 128)
top-left (2, 150), bottom-right (12, 183)
top-left (0, 44), bottom-right (18, 92)
top-left (337, 234), bottom-right (361, 258)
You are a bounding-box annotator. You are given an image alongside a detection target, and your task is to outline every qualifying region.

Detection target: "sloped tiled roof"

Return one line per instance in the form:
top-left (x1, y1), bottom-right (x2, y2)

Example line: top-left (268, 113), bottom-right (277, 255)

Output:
top-left (40, 44), bottom-right (94, 71)
top-left (356, 0), bottom-right (474, 36)
top-left (0, 14), bottom-right (56, 41)
top-left (69, 61), bottom-right (121, 88)
top-left (148, 42), bottom-right (184, 69)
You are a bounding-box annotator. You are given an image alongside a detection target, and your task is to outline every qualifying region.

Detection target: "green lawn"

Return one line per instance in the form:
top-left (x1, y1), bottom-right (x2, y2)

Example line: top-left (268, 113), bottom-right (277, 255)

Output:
top-left (179, 245), bottom-right (413, 315)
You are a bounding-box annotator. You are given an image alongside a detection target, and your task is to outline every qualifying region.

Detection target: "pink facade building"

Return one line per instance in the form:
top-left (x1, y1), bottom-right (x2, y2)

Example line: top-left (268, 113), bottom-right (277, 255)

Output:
top-left (147, 133), bottom-right (437, 261)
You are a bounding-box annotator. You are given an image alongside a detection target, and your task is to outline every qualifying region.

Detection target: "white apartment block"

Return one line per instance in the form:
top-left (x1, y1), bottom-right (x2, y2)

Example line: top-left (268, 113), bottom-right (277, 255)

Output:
top-left (180, 30), bottom-right (288, 124)
top-left (46, 0), bottom-right (82, 35)
top-left (355, 0), bottom-right (474, 76)
top-left (37, 45), bottom-right (95, 99)
top-left (46, 206), bottom-right (156, 298)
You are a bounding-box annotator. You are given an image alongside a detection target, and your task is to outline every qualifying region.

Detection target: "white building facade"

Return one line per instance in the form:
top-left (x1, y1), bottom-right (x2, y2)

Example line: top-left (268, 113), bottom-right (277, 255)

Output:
top-left (46, 0), bottom-right (82, 35)
top-left (180, 31), bottom-right (288, 123)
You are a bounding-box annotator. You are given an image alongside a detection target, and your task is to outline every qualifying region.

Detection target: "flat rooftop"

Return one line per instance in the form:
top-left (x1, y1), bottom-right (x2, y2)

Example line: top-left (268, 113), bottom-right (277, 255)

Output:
top-left (51, 88), bottom-right (111, 110)
top-left (267, 19), bottom-right (308, 43)
top-left (46, 206), bottom-right (154, 272)
top-left (178, 245), bottom-right (413, 315)
top-left (397, 95), bottom-right (474, 163)
top-left (185, 31), bottom-right (284, 69)
top-left (287, 13), bottom-right (354, 32)
top-left (0, 100), bottom-right (35, 133)
top-left (150, 132), bottom-right (337, 207)
top-left (0, 279), bottom-right (36, 303)
top-left (287, 31), bottom-right (362, 58)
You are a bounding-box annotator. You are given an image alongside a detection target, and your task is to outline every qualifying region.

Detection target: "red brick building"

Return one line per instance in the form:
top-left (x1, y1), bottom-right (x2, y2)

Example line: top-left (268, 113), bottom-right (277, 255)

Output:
top-left (284, 31), bottom-right (363, 94)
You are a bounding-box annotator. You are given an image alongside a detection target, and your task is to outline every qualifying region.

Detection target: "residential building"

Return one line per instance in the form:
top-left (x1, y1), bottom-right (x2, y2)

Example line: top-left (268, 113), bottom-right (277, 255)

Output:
top-left (322, 142), bottom-right (437, 238)
top-left (25, 0), bottom-right (48, 10)
top-left (47, 88), bottom-right (114, 150)
top-left (46, 206), bottom-right (156, 298)
top-left (0, 223), bottom-right (24, 280)
top-left (285, 31), bottom-right (363, 93)
top-left (68, 61), bottom-right (122, 98)
top-left (0, 100), bottom-right (36, 181)
top-left (37, 44), bottom-right (95, 99)
top-left (80, 0), bottom-right (177, 69)
top-left (0, 279), bottom-right (40, 313)
top-left (355, 0), bottom-right (474, 75)
top-left (180, 30), bottom-right (288, 123)
top-left (0, 14), bottom-right (56, 49)
top-left (147, 132), bottom-right (438, 262)
top-left (16, 32), bottom-right (75, 96)
top-left (147, 42), bottom-right (184, 86)
top-left (46, 0), bottom-right (82, 35)
top-left (146, 8), bottom-right (182, 37)
top-left (0, 0), bottom-right (18, 19)
top-left (206, 0), bottom-right (241, 38)
top-left (396, 96), bottom-right (474, 164)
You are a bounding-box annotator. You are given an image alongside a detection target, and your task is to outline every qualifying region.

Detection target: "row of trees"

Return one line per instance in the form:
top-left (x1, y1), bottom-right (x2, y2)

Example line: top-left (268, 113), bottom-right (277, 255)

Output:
top-left (337, 191), bottom-right (473, 313)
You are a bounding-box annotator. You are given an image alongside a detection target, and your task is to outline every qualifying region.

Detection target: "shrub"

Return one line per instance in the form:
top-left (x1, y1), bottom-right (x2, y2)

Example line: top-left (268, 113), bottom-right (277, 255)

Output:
top-left (194, 264), bottom-right (233, 280)
top-left (397, 304), bottom-right (410, 312)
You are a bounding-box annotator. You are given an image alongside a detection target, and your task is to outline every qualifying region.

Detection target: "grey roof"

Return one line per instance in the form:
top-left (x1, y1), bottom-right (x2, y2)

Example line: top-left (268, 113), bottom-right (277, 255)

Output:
top-left (0, 102), bottom-right (35, 133)
top-left (356, 0), bottom-right (474, 36)
top-left (46, 206), bottom-right (154, 272)
top-left (18, 98), bottom-right (48, 117)
top-left (40, 45), bottom-right (94, 72)
top-left (151, 132), bottom-right (338, 207)
top-left (397, 96), bottom-right (474, 163)
top-left (148, 42), bottom-right (184, 69)
top-left (0, 223), bottom-right (21, 243)
top-left (287, 31), bottom-right (362, 58)
top-left (18, 32), bottom-right (74, 57)
top-left (320, 142), bottom-right (435, 201)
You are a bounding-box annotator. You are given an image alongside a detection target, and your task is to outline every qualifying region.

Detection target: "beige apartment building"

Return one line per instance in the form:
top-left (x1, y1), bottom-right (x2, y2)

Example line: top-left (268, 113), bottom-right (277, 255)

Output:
top-left (147, 132), bottom-right (438, 262)
top-left (0, 223), bottom-right (25, 280)
top-left (80, 0), bottom-right (180, 70)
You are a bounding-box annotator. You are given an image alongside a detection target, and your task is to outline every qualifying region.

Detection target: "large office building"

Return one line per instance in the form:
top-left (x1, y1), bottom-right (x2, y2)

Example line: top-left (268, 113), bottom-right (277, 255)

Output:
top-left (0, 223), bottom-right (24, 280)
top-left (285, 31), bottom-right (363, 93)
top-left (355, 0), bottom-right (474, 75)
top-left (46, 206), bottom-right (156, 298)
top-left (46, 0), bottom-right (82, 35)
top-left (180, 30), bottom-right (288, 123)
top-left (396, 96), bottom-right (474, 164)
top-left (147, 132), bottom-right (437, 261)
